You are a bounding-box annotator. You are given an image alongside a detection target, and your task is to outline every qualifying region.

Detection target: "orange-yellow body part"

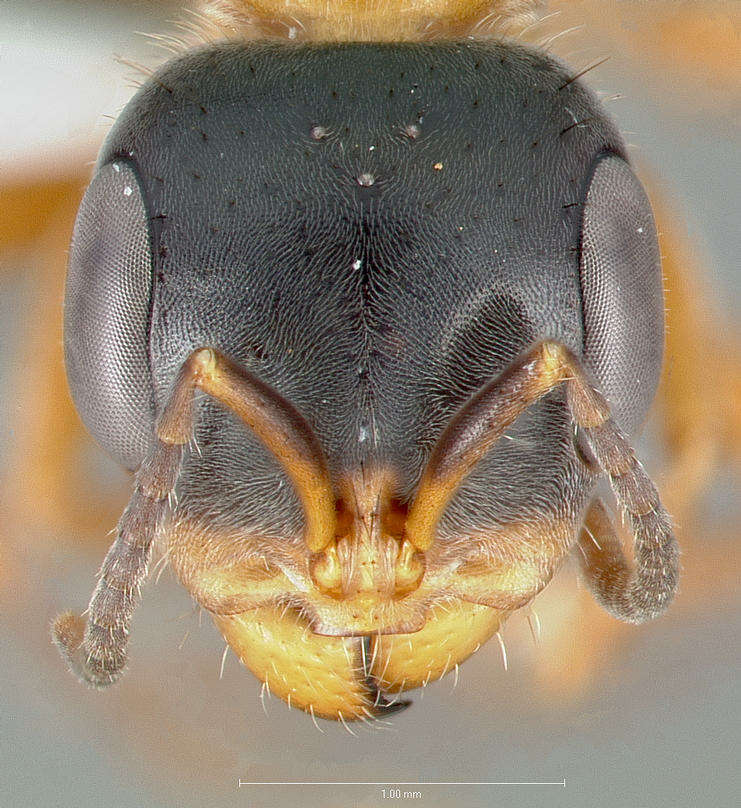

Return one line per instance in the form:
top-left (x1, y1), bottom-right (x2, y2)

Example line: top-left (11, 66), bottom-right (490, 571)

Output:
top-left (213, 600), bottom-right (505, 719)
top-left (370, 601), bottom-right (505, 691)
top-left (214, 607), bottom-right (372, 720)
top-left (197, 0), bottom-right (540, 42)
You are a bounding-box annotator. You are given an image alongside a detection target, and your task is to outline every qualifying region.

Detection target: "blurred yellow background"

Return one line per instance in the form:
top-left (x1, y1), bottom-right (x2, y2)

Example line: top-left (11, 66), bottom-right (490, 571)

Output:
top-left (1, 2), bottom-right (739, 807)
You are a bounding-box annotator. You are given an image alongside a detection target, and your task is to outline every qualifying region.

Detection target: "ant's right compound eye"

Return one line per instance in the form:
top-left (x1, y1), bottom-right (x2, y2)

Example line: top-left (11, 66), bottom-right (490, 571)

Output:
top-left (64, 160), bottom-right (155, 471)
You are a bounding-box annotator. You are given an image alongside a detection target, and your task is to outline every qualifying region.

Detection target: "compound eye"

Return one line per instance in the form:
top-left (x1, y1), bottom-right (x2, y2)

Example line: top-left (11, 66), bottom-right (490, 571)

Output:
top-left (64, 160), bottom-right (155, 470)
top-left (579, 153), bottom-right (664, 435)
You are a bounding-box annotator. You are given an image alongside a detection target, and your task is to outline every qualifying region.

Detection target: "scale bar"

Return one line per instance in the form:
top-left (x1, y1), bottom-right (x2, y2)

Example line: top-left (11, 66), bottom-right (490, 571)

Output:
top-left (238, 780), bottom-right (566, 786)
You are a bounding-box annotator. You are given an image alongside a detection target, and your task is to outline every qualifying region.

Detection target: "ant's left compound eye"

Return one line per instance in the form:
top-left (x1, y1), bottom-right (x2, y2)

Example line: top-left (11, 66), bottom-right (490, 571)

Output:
top-left (64, 160), bottom-right (155, 470)
top-left (579, 153), bottom-right (664, 435)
